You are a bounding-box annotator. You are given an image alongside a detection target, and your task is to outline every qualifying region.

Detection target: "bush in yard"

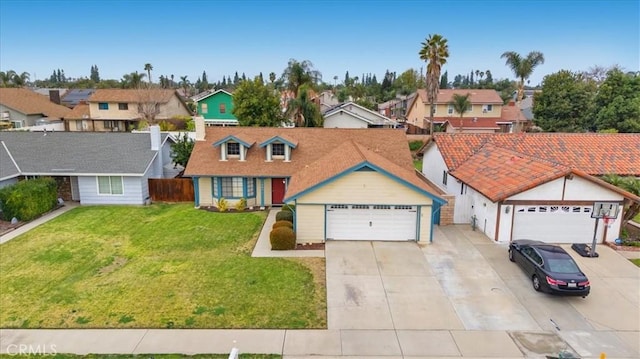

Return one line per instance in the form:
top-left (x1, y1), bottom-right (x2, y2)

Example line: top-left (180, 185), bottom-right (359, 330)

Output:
top-left (272, 220), bottom-right (294, 229)
top-left (0, 177), bottom-right (58, 221)
top-left (217, 198), bottom-right (228, 212)
top-left (235, 198), bottom-right (247, 212)
top-left (270, 226), bottom-right (296, 250)
top-left (282, 204), bottom-right (296, 212)
top-left (275, 210), bottom-right (293, 222)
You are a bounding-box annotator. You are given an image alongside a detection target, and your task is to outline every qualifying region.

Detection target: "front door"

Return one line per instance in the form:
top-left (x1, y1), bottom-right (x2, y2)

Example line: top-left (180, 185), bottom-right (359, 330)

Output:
top-left (271, 178), bottom-right (286, 205)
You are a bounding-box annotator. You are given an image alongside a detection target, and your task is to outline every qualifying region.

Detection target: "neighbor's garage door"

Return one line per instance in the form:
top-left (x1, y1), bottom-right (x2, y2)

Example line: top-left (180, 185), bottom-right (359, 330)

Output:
top-left (326, 204), bottom-right (417, 241)
top-left (512, 205), bottom-right (594, 243)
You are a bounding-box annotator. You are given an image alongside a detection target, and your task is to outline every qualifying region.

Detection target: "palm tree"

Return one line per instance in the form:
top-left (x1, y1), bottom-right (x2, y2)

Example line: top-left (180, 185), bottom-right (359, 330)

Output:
top-left (449, 93), bottom-right (471, 133)
top-left (179, 76), bottom-right (190, 97)
top-left (11, 72), bottom-right (30, 87)
top-left (121, 71), bottom-right (146, 88)
top-left (286, 84), bottom-right (322, 127)
top-left (0, 70), bottom-right (16, 87)
top-left (144, 63), bottom-right (153, 83)
top-left (269, 72), bottom-right (276, 84)
top-left (419, 34), bottom-right (449, 139)
top-left (501, 51), bottom-right (544, 132)
top-left (281, 59), bottom-right (321, 99)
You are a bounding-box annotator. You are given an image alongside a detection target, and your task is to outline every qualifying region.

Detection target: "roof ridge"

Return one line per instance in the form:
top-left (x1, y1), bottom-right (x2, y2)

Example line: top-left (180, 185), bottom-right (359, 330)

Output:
top-left (480, 142), bottom-right (569, 170)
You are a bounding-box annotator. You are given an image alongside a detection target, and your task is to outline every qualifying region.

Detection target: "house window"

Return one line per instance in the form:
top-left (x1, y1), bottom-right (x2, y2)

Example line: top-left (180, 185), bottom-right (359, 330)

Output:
top-left (221, 177), bottom-right (243, 198)
top-left (227, 142), bottom-right (240, 156)
top-left (246, 178), bottom-right (255, 197)
top-left (104, 120), bottom-right (119, 130)
top-left (98, 102), bottom-right (109, 110)
top-left (442, 171), bottom-right (448, 185)
top-left (212, 177), bottom-right (219, 197)
top-left (75, 120), bottom-right (83, 130)
top-left (447, 104), bottom-right (454, 115)
top-left (219, 103), bottom-right (226, 114)
top-left (272, 143), bottom-right (285, 156)
top-left (118, 103), bottom-right (128, 110)
top-left (201, 103), bottom-right (208, 114)
top-left (97, 176), bottom-right (123, 195)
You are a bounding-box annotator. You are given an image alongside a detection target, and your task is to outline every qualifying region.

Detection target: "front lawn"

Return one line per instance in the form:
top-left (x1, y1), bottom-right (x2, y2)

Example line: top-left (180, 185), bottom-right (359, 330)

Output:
top-left (630, 258), bottom-right (640, 267)
top-left (0, 204), bottom-right (326, 329)
top-left (634, 213), bottom-right (640, 223)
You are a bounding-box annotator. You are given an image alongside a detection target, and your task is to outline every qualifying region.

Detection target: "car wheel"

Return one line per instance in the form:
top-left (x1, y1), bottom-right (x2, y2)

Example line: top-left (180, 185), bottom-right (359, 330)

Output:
top-left (532, 275), bottom-right (541, 292)
top-left (508, 249), bottom-right (515, 262)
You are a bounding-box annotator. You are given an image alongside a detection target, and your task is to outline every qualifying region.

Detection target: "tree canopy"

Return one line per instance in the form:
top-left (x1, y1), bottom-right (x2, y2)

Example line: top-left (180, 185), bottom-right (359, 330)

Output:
top-left (232, 77), bottom-right (283, 127)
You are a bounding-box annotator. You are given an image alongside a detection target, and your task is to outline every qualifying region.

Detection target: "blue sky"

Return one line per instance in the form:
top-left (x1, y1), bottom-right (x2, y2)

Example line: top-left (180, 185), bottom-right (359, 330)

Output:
top-left (1, 0), bottom-right (638, 86)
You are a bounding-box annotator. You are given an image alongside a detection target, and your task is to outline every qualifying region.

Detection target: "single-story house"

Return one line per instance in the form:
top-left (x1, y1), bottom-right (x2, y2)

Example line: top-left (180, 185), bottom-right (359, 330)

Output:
top-left (422, 133), bottom-right (640, 244)
top-left (323, 102), bottom-right (397, 128)
top-left (0, 126), bottom-right (175, 204)
top-left (0, 88), bottom-right (71, 129)
top-left (185, 118), bottom-right (446, 243)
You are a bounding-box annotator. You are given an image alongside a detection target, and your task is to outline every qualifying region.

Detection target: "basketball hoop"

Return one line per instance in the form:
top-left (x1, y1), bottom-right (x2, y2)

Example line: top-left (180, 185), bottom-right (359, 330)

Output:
top-left (603, 216), bottom-right (614, 228)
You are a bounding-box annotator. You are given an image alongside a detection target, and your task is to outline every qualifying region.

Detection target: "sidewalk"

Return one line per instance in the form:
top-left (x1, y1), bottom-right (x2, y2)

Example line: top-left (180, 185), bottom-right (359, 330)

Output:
top-left (0, 202), bottom-right (78, 244)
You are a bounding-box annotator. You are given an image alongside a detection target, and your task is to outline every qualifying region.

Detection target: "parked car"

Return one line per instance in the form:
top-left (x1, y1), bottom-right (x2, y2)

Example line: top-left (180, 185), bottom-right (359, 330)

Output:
top-left (508, 239), bottom-right (590, 297)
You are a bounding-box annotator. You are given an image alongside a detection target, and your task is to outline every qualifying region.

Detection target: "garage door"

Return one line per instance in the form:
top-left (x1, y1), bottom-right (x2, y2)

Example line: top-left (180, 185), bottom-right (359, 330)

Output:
top-left (513, 205), bottom-right (594, 243)
top-left (326, 204), bottom-right (417, 241)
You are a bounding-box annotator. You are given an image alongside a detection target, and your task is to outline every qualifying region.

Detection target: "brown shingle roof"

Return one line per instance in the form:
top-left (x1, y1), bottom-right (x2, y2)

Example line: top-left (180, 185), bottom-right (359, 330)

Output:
top-left (435, 133), bottom-right (640, 176)
top-left (416, 89), bottom-right (503, 104)
top-left (88, 89), bottom-right (176, 103)
top-left (0, 88), bottom-right (72, 119)
top-left (65, 102), bottom-right (90, 120)
top-left (285, 140), bottom-right (443, 200)
top-left (185, 127), bottom-right (415, 178)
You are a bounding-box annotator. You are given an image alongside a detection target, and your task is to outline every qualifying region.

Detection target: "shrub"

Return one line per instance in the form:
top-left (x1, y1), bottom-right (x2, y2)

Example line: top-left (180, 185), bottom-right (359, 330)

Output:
top-left (409, 140), bottom-right (424, 151)
top-left (217, 198), bottom-right (228, 212)
top-left (272, 220), bottom-right (293, 229)
top-left (282, 204), bottom-right (296, 212)
top-left (270, 226), bottom-right (296, 250)
top-left (275, 210), bottom-right (293, 222)
top-left (0, 177), bottom-right (58, 221)
top-left (235, 198), bottom-right (247, 212)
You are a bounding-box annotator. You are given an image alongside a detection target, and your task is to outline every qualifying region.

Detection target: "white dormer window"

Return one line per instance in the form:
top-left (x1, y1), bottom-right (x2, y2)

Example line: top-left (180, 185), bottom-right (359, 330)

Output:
top-left (272, 143), bottom-right (285, 157)
top-left (483, 104), bottom-right (493, 113)
top-left (227, 142), bottom-right (240, 156)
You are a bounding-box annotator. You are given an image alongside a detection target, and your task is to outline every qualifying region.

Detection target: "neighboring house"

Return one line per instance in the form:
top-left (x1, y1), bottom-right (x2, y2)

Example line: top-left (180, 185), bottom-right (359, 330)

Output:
top-left (519, 96), bottom-right (534, 122)
top-left (378, 93), bottom-right (416, 121)
top-left (313, 90), bottom-right (340, 113)
top-left (441, 102), bottom-right (527, 133)
top-left (422, 133), bottom-right (640, 244)
top-left (0, 127), bottom-right (176, 204)
top-left (61, 89), bottom-right (95, 108)
top-left (323, 102), bottom-right (397, 128)
top-left (406, 89), bottom-right (506, 132)
top-left (0, 88), bottom-right (71, 129)
top-left (66, 89), bottom-right (191, 132)
top-left (185, 117), bottom-right (447, 243)
top-left (193, 89), bottom-right (238, 126)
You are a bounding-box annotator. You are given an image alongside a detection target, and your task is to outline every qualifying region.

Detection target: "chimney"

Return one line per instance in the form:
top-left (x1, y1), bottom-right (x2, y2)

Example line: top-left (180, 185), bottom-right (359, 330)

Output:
top-left (195, 116), bottom-right (205, 141)
top-left (49, 90), bottom-right (61, 105)
top-left (508, 100), bottom-right (515, 107)
top-left (150, 125), bottom-right (161, 151)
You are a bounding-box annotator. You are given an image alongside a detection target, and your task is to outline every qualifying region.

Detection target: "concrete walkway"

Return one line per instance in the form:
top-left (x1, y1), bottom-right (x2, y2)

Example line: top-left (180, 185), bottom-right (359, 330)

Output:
top-left (0, 202), bottom-right (78, 244)
top-left (251, 209), bottom-right (324, 258)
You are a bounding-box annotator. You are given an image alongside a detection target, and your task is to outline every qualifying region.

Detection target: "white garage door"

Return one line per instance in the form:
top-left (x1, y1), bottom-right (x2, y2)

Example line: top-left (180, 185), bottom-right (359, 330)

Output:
top-left (513, 205), bottom-right (594, 243)
top-left (326, 204), bottom-right (417, 241)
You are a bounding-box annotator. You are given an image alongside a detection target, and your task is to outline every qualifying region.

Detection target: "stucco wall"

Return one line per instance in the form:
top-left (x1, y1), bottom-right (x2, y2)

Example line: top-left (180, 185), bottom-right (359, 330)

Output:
top-left (323, 112), bottom-right (368, 128)
top-left (295, 204), bottom-right (325, 242)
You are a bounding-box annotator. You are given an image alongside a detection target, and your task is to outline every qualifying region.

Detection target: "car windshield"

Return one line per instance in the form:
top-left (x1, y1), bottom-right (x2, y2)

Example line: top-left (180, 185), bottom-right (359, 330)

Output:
top-left (546, 258), bottom-right (581, 273)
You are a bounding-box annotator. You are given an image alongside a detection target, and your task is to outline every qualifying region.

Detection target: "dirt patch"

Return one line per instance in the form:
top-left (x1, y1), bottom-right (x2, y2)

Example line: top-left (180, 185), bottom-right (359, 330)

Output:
top-left (0, 219), bottom-right (21, 237)
top-left (98, 256), bottom-right (128, 275)
top-left (200, 206), bottom-right (265, 213)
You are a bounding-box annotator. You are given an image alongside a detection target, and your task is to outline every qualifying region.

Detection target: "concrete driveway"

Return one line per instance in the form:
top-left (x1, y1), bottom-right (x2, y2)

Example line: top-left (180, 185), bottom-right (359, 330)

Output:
top-left (325, 225), bottom-right (640, 358)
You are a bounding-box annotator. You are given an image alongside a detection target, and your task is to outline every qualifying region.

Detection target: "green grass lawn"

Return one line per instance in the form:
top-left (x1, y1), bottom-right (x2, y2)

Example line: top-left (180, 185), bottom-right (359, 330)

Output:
top-left (634, 213), bottom-right (640, 222)
top-left (630, 258), bottom-right (640, 267)
top-left (0, 204), bottom-right (326, 329)
top-left (413, 159), bottom-right (423, 171)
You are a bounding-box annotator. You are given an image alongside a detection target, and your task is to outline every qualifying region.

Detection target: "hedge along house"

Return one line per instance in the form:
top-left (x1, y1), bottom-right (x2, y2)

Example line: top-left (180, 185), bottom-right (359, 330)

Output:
top-left (184, 117), bottom-right (447, 243)
top-left (193, 89), bottom-right (238, 126)
top-left (0, 126), bottom-right (175, 204)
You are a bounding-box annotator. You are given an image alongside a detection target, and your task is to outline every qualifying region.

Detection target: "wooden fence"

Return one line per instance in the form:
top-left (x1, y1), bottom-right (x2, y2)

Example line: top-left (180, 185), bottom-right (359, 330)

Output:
top-left (148, 178), bottom-right (194, 202)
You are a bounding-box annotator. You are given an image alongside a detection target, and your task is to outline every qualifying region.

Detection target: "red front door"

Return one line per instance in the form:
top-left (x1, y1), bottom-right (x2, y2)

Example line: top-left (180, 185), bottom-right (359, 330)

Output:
top-left (271, 178), bottom-right (286, 205)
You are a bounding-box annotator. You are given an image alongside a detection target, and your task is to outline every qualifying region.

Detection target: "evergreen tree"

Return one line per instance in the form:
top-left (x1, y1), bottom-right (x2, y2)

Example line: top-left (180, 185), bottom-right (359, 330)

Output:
top-left (242, 72), bottom-right (246, 81)
top-left (470, 71), bottom-right (474, 86)
top-left (344, 71), bottom-right (350, 86)
top-left (440, 71), bottom-right (449, 89)
top-left (233, 71), bottom-right (240, 85)
top-left (90, 65), bottom-right (100, 82)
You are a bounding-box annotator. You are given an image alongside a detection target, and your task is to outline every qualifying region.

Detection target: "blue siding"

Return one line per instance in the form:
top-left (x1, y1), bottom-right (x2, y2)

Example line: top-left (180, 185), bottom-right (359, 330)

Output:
top-left (0, 177), bottom-right (18, 189)
top-left (77, 176), bottom-right (146, 205)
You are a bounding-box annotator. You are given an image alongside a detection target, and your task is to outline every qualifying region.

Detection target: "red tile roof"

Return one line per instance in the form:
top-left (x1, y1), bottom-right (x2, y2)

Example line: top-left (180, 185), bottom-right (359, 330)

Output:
top-left (434, 133), bottom-right (640, 176)
top-left (440, 117), bottom-right (503, 129)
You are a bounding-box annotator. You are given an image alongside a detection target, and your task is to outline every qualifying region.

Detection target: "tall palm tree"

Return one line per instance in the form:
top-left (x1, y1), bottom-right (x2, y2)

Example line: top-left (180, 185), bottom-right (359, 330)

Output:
top-left (419, 34), bottom-right (449, 139)
top-left (449, 93), bottom-right (471, 133)
top-left (121, 71), bottom-right (146, 88)
top-left (501, 51), bottom-right (544, 132)
top-left (281, 59), bottom-right (321, 99)
top-left (286, 84), bottom-right (322, 127)
top-left (179, 76), bottom-right (190, 97)
top-left (0, 70), bottom-right (16, 87)
top-left (11, 72), bottom-right (30, 87)
top-left (144, 63), bottom-right (153, 83)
